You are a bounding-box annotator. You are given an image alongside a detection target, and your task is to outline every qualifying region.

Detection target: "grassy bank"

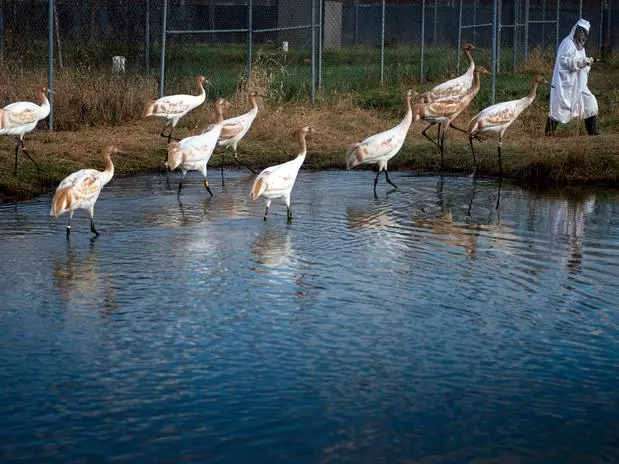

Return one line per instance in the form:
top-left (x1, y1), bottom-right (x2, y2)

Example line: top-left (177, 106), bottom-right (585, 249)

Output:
top-left (0, 45), bottom-right (617, 201)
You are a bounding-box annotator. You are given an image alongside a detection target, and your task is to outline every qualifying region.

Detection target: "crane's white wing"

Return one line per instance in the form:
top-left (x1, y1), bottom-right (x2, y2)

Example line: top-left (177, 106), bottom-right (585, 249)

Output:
top-left (1, 102), bottom-right (41, 127)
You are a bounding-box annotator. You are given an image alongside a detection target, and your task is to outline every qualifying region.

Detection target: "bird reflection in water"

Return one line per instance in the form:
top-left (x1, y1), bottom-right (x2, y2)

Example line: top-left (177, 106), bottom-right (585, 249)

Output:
top-left (250, 227), bottom-right (295, 271)
top-left (52, 241), bottom-right (120, 315)
top-left (413, 176), bottom-right (508, 259)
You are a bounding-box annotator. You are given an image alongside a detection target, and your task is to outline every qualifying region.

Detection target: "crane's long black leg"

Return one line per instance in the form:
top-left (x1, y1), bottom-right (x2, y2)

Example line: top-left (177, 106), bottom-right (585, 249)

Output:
top-left (66, 215), bottom-right (72, 240)
top-left (497, 137), bottom-right (503, 178)
top-left (439, 129), bottom-right (446, 170)
top-left (90, 218), bottom-right (100, 237)
top-left (204, 180), bottom-right (213, 197)
top-left (234, 153), bottom-right (257, 175)
top-left (449, 123), bottom-right (468, 134)
top-left (287, 208), bottom-right (293, 224)
top-left (221, 153), bottom-right (225, 186)
top-left (384, 169), bottom-right (398, 189)
top-left (469, 135), bottom-right (478, 178)
top-left (263, 206), bottom-right (269, 221)
top-left (421, 123), bottom-right (441, 149)
top-left (373, 169), bottom-right (381, 197)
top-left (496, 176), bottom-right (503, 210)
top-left (21, 142), bottom-right (40, 172)
top-left (177, 174), bottom-right (185, 197)
top-left (13, 141), bottom-right (19, 174)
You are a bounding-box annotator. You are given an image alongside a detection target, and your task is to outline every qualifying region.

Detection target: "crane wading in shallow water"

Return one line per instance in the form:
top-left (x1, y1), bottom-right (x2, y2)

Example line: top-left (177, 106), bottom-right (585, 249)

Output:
top-left (346, 89), bottom-right (416, 197)
top-left (417, 43), bottom-right (481, 145)
top-left (467, 74), bottom-right (553, 177)
top-left (249, 125), bottom-right (316, 223)
top-left (205, 90), bottom-right (261, 184)
top-left (166, 98), bottom-right (230, 197)
top-left (0, 85), bottom-right (54, 174)
top-left (142, 75), bottom-right (209, 148)
top-left (413, 66), bottom-right (490, 169)
top-left (50, 144), bottom-right (124, 239)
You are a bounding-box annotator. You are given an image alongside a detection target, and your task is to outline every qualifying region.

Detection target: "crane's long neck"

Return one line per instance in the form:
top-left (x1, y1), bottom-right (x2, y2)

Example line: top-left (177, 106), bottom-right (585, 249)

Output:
top-left (249, 95), bottom-right (258, 112)
top-left (398, 95), bottom-right (414, 132)
top-left (527, 80), bottom-right (540, 103)
top-left (465, 49), bottom-right (475, 73)
top-left (461, 72), bottom-right (482, 106)
top-left (215, 104), bottom-right (225, 124)
top-left (37, 89), bottom-right (51, 119)
top-left (196, 81), bottom-right (206, 104)
top-left (102, 152), bottom-right (115, 184)
top-left (297, 132), bottom-right (308, 158)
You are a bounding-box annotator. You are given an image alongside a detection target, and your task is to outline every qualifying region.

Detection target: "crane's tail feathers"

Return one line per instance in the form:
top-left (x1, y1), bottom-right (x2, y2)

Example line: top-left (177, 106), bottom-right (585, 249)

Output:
top-left (345, 144), bottom-right (365, 170)
top-left (166, 141), bottom-right (183, 171)
top-left (0, 109), bottom-right (7, 129)
top-left (249, 176), bottom-right (267, 200)
top-left (50, 187), bottom-right (73, 218)
top-left (467, 116), bottom-right (481, 135)
top-left (142, 100), bottom-right (156, 118)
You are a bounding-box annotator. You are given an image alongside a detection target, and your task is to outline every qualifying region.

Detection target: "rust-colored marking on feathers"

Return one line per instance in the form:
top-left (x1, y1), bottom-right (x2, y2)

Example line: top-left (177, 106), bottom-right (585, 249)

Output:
top-left (249, 177), bottom-right (265, 200)
top-left (142, 100), bottom-right (156, 118)
top-left (9, 109), bottom-right (37, 125)
top-left (51, 187), bottom-right (73, 217)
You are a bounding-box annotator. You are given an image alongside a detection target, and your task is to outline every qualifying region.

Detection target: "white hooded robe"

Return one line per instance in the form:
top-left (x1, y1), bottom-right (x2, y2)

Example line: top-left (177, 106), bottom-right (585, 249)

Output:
top-left (548, 18), bottom-right (598, 123)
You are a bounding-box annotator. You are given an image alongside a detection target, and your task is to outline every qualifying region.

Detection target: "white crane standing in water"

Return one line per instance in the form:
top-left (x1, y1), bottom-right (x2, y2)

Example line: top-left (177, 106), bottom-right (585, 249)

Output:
top-left (50, 144), bottom-right (123, 239)
top-left (0, 85), bottom-right (54, 173)
top-left (467, 74), bottom-right (553, 177)
top-left (166, 98), bottom-right (230, 197)
top-left (249, 125), bottom-right (316, 223)
top-left (345, 89), bottom-right (416, 196)
top-left (142, 75), bottom-right (208, 144)
top-left (207, 90), bottom-right (260, 181)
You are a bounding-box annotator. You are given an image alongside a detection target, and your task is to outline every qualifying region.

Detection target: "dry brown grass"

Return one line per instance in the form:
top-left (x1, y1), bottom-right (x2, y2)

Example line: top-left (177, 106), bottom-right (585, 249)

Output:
top-left (0, 59), bottom-right (618, 201)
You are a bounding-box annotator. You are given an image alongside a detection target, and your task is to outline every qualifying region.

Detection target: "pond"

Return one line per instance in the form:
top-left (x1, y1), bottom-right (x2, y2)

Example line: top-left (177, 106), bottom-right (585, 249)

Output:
top-left (1, 170), bottom-right (618, 463)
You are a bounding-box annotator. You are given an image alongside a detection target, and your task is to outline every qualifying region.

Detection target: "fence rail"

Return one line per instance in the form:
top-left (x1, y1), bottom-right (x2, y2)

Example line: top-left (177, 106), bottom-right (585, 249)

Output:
top-left (0, 0), bottom-right (615, 129)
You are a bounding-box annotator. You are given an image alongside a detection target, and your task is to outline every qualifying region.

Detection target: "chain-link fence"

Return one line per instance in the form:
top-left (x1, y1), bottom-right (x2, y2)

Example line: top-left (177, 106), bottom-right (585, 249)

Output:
top-left (0, 0), bottom-right (616, 127)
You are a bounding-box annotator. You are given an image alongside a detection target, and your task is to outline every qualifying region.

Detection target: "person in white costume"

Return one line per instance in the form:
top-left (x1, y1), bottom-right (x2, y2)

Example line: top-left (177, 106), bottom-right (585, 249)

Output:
top-left (545, 18), bottom-right (599, 136)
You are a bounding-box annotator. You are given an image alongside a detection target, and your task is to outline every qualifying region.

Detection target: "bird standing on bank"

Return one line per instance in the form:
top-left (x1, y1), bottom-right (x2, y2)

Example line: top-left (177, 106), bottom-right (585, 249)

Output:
top-left (208, 90), bottom-right (260, 182)
top-left (142, 75), bottom-right (208, 144)
top-left (467, 74), bottom-right (553, 176)
top-left (166, 98), bottom-right (230, 197)
top-left (249, 125), bottom-right (316, 223)
top-left (413, 66), bottom-right (490, 169)
top-left (417, 43), bottom-right (481, 145)
top-left (345, 89), bottom-right (416, 196)
top-left (50, 144), bottom-right (123, 239)
top-left (0, 84), bottom-right (54, 173)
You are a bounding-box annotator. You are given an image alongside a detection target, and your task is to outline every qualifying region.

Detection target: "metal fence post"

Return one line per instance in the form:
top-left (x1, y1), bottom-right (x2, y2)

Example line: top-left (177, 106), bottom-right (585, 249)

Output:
top-left (433, 0), bottom-right (438, 46)
top-left (247, 0), bottom-right (253, 76)
top-left (354, 0), bottom-right (359, 47)
top-left (380, 0), bottom-right (385, 85)
top-left (311, 0), bottom-right (316, 103)
top-left (159, 0), bottom-right (168, 98)
top-left (318, 0), bottom-right (322, 89)
top-left (48, 0), bottom-right (54, 131)
top-left (0, 5), bottom-right (4, 62)
top-left (555, 0), bottom-right (560, 53)
top-left (524, 0), bottom-right (529, 63)
top-left (145, 0), bottom-right (150, 74)
top-left (420, 0), bottom-right (425, 84)
top-left (497, 0), bottom-right (502, 73)
top-left (491, 0), bottom-right (498, 104)
top-left (457, 0), bottom-right (463, 73)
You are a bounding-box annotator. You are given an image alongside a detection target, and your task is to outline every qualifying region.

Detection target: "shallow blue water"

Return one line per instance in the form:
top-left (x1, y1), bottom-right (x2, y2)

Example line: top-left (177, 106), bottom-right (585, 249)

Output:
top-left (1, 171), bottom-right (618, 463)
